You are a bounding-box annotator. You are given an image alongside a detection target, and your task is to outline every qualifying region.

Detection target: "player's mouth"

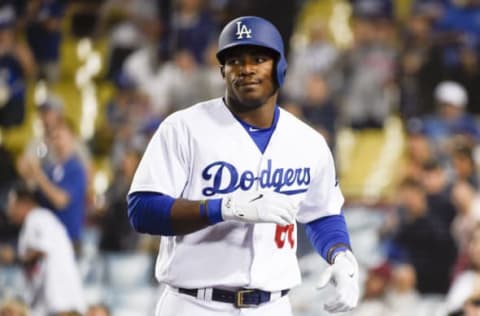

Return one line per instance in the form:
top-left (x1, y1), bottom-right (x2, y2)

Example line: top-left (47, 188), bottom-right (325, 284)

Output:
top-left (237, 80), bottom-right (261, 88)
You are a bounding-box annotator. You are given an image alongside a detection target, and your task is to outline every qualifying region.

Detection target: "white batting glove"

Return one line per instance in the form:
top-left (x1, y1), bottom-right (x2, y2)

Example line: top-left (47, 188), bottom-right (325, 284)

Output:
top-left (221, 191), bottom-right (298, 225)
top-left (317, 250), bottom-right (359, 313)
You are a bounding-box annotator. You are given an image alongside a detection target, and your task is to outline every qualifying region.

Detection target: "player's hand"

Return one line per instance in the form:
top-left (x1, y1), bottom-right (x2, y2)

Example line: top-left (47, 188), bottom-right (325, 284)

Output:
top-left (317, 250), bottom-right (359, 313)
top-left (221, 191), bottom-right (298, 225)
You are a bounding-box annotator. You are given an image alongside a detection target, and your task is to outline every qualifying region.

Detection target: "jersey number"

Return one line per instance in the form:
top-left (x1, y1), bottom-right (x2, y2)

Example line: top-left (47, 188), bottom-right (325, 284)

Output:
top-left (274, 224), bottom-right (295, 248)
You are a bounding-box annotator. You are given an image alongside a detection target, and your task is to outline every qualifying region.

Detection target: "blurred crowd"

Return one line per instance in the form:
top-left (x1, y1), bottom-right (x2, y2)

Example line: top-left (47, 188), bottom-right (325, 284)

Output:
top-left (3, 0), bottom-right (480, 315)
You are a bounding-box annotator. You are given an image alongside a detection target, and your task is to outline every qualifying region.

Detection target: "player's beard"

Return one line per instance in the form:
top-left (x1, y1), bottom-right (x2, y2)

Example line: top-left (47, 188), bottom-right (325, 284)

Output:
top-left (225, 84), bottom-right (278, 112)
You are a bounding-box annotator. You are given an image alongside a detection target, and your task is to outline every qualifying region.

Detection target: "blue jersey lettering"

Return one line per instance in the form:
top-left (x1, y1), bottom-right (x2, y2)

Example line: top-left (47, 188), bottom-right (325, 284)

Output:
top-left (201, 160), bottom-right (310, 196)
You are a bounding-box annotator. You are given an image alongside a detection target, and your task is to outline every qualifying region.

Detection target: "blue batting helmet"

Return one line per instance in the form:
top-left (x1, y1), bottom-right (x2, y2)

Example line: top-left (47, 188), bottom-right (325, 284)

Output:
top-left (216, 16), bottom-right (288, 87)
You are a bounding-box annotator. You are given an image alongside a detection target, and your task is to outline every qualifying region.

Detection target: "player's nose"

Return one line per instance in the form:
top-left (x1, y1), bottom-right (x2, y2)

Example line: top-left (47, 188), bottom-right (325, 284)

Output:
top-left (239, 63), bottom-right (256, 76)
top-left (238, 58), bottom-right (257, 75)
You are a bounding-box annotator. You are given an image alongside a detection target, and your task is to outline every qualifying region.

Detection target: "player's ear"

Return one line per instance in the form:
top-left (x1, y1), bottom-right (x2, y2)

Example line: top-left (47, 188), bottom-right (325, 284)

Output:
top-left (220, 65), bottom-right (225, 78)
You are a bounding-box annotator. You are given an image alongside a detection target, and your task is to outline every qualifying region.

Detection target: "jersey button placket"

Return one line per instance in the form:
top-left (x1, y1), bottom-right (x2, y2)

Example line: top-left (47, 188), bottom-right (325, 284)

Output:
top-left (249, 155), bottom-right (267, 286)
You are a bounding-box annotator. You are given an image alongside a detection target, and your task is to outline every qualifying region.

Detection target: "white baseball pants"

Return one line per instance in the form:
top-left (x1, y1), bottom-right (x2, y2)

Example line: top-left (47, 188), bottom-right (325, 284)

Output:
top-left (155, 285), bottom-right (295, 316)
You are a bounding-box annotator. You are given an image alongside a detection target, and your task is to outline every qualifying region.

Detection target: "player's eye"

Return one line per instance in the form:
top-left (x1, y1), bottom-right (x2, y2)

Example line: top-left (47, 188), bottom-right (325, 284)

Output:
top-left (255, 56), bottom-right (267, 63)
top-left (225, 58), bottom-right (240, 66)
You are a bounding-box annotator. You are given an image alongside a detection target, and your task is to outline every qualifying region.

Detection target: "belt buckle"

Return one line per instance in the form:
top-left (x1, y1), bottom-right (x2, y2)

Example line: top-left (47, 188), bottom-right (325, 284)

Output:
top-left (235, 289), bottom-right (256, 308)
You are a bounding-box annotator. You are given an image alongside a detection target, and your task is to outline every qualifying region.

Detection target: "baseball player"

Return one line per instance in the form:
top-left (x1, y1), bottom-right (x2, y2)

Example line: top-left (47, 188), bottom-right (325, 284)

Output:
top-left (128, 16), bottom-right (359, 315)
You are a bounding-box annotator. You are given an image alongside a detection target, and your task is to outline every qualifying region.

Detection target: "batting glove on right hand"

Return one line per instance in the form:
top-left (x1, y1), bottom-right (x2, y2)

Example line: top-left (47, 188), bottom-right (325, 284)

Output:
top-left (317, 250), bottom-right (359, 313)
top-left (221, 191), bottom-right (298, 225)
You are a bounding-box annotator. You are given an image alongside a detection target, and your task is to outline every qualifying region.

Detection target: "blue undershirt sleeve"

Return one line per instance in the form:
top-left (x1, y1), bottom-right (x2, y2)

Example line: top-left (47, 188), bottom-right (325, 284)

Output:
top-left (127, 191), bottom-right (176, 236)
top-left (305, 213), bottom-right (352, 264)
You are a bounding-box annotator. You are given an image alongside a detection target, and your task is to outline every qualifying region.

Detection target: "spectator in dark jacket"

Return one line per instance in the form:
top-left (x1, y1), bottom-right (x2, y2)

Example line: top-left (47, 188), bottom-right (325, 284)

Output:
top-left (392, 177), bottom-right (457, 294)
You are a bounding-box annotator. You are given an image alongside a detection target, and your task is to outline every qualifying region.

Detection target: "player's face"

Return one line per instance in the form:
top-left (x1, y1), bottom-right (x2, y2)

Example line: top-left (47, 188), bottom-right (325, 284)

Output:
top-left (222, 46), bottom-right (277, 109)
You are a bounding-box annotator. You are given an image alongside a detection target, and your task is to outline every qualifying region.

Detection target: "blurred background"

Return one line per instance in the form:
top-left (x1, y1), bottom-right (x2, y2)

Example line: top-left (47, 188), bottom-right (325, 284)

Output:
top-left (2, 0), bottom-right (480, 315)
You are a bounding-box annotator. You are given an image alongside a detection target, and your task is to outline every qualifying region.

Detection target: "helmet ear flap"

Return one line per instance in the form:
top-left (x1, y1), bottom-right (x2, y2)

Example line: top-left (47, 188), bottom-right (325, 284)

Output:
top-left (276, 57), bottom-right (287, 87)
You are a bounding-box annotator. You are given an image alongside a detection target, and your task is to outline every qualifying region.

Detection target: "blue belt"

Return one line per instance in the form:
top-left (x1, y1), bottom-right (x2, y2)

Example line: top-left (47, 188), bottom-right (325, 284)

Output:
top-left (178, 287), bottom-right (290, 308)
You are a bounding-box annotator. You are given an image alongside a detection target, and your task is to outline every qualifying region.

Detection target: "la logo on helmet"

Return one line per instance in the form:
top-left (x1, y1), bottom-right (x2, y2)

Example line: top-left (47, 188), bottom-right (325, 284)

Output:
top-left (235, 21), bottom-right (252, 39)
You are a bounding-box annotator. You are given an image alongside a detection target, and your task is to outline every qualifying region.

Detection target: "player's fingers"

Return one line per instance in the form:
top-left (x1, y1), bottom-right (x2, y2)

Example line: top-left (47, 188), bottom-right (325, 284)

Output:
top-left (285, 205), bottom-right (298, 220)
top-left (277, 208), bottom-right (296, 224)
top-left (268, 205), bottom-right (294, 224)
top-left (324, 305), bottom-right (346, 313)
top-left (271, 215), bottom-right (291, 226)
top-left (324, 297), bottom-right (346, 313)
top-left (336, 275), bottom-right (359, 307)
top-left (324, 291), bottom-right (356, 313)
top-left (316, 266), bottom-right (333, 289)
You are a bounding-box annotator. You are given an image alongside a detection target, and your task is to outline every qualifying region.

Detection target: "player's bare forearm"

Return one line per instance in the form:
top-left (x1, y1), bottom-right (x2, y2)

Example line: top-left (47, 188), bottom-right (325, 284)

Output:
top-left (170, 199), bottom-right (211, 235)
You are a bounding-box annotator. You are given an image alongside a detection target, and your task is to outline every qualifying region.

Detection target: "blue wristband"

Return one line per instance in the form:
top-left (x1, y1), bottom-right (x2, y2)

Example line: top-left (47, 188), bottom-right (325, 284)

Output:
top-left (206, 199), bottom-right (223, 224)
top-left (329, 245), bottom-right (350, 263)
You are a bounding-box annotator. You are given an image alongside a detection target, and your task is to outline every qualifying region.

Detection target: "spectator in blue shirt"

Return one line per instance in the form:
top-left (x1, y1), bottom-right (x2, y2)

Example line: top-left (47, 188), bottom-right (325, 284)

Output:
top-left (17, 119), bottom-right (87, 253)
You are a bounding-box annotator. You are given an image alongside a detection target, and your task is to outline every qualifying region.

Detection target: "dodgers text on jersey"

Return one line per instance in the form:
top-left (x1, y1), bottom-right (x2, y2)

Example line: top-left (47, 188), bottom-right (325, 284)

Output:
top-left (201, 159), bottom-right (310, 196)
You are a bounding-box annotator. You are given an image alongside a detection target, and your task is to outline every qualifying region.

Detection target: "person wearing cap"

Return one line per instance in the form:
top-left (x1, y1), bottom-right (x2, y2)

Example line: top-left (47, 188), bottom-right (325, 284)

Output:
top-left (21, 94), bottom-right (65, 167)
top-left (421, 81), bottom-right (480, 158)
top-left (37, 94), bottom-right (64, 131)
top-left (25, 92), bottom-right (92, 173)
top-left (17, 118), bottom-right (88, 254)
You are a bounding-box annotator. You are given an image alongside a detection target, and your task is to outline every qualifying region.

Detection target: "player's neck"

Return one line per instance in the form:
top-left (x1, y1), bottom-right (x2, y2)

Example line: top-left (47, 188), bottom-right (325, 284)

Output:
top-left (223, 94), bottom-right (278, 129)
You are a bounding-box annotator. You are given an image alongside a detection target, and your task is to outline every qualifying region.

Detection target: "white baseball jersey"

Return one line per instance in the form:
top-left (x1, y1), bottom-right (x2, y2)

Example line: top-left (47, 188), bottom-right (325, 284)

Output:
top-left (129, 97), bottom-right (344, 291)
top-left (17, 207), bottom-right (86, 316)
